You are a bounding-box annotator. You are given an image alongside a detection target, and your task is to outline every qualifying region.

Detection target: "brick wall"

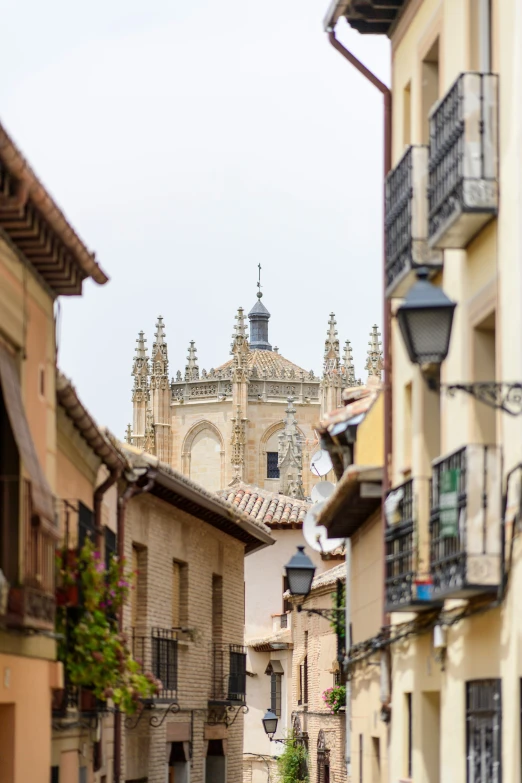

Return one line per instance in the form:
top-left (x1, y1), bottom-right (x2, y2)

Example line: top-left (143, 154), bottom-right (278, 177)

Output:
top-left (121, 492), bottom-right (246, 783)
top-left (290, 587), bottom-right (348, 783)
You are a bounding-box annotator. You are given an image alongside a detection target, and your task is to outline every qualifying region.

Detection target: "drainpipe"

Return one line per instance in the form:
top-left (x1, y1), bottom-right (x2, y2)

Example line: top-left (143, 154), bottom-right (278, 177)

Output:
top-left (93, 468), bottom-right (121, 550)
top-left (326, 28), bottom-right (392, 779)
top-left (326, 29), bottom-right (392, 621)
top-left (113, 470), bottom-right (156, 783)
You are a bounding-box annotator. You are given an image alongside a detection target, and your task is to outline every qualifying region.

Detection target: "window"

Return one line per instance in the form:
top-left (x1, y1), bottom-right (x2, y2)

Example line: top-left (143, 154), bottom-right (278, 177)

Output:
top-left (299, 656), bottom-right (308, 706)
top-left (359, 734), bottom-right (363, 783)
top-left (421, 38), bottom-right (439, 144)
top-left (131, 544), bottom-right (147, 628)
top-left (172, 560), bottom-right (188, 628)
top-left (152, 628), bottom-right (178, 693)
top-left (271, 673), bottom-right (282, 716)
top-left (405, 693), bottom-right (413, 779)
top-left (466, 680), bottom-right (501, 783)
top-left (470, 0), bottom-right (492, 71)
top-left (267, 451), bottom-right (280, 479)
top-left (78, 503), bottom-right (95, 551)
top-left (104, 527), bottom-right (116, 571)
top-left (212, 574), bottom-right (223, 647)
top-left (229, 646), bottom-right (247, 702)
top-left (283, 576), bottom-right (291, 614)
top-left (51, 767), bottom-right (59, 783)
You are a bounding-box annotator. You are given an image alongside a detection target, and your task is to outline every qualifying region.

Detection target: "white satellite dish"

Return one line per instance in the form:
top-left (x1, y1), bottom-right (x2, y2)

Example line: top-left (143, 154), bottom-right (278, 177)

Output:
top-left (310, 449), bottom-right (333, 477)
top-left (311, 481), bottom-right (335, 504)
top-left (303, 501), bottom-right (345, 554)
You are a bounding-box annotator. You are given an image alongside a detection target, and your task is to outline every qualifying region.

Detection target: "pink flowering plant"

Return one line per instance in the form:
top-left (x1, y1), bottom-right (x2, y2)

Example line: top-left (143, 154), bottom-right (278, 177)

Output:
top-left (56, 538), bottom-right (159, 715)
top-left (322, 685), bottom-right (346, 714)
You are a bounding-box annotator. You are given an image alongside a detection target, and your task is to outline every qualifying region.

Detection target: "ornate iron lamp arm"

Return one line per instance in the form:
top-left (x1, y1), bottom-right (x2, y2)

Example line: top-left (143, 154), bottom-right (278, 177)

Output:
top-left (425, 377), bottom-right (522, 416)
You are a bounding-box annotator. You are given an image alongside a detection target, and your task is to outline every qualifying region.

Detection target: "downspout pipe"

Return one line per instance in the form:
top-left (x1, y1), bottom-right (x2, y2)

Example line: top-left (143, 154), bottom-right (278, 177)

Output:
top-left (327, 29), bottom-right (392, 780)
top-left (113, 471), bottom-right (156, 783)
top-left (327, 30), bottom-right (392, 623)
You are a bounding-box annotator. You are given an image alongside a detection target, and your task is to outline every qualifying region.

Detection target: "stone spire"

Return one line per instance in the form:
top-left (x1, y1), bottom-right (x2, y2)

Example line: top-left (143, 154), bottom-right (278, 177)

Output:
top-left (321, 313), bottom-right (343, 417)
top-left (150, 316), bottom-right (171, 463)
top-left (324, 313), bottom-right (341, 373)
top-left (131, 330), bottom-right (149, 450)
top-left (278, 397), bottom-right (305, 499)
top-left (343, 340), bottom-right (360, 387)
top-left (185, 341), bottom-right (199, 382)
top-left (248, 264), bottom-right (272, 351)
top-left (365, 325), bottom-right (384, 380)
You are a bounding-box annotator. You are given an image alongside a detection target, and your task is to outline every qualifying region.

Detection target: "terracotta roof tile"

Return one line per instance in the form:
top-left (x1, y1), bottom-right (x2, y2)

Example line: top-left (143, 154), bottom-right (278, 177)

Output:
top-left (216, 350), bottom-right (314, 377)
top-left (219, 482), bottom-right (311, 529)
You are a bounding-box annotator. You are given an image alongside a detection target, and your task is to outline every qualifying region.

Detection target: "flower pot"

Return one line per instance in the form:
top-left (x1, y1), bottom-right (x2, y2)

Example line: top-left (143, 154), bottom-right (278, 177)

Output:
top-left (56, 585), bottom-right (79, 607)
top-left (80, 689), bottom-right (98, 713)
top-left (415, 580), bottom-right (434, 601)
top-left (52, 688), bottom-right (66, 712)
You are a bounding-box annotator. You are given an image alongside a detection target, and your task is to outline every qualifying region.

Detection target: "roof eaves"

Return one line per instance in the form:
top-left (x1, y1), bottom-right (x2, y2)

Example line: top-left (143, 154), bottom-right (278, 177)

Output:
top-left (0, 122), bottom-right (108, 289)
top-left (120, 446), bottom-right (275, 553)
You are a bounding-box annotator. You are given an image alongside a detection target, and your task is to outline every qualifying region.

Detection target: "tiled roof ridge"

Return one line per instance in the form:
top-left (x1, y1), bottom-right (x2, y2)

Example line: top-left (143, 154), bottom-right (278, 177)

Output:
top-left (219, 482), bottom-right (310, 528)
top-left (215, 349), bottom-right (313, 376)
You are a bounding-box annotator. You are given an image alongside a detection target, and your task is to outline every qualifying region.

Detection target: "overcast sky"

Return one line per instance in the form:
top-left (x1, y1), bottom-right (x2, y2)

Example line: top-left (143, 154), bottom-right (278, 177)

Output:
top-left (0, 0), bottom-right (389, 437)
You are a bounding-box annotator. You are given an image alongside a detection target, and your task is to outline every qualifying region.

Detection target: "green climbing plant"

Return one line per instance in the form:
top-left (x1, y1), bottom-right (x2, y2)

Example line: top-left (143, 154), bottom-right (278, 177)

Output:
top-left (276, 734), bottom-right (310, 783)
top-left (330, 582), bottom-right (346, 641)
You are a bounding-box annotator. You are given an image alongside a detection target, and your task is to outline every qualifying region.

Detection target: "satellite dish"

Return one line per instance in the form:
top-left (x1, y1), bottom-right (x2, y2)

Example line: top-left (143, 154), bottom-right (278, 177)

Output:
top-left (303, 501), bottom-right (345, 553)
top-left (311, 481), bottom-right (335, 504)
top-left (310, 449), bottom-right (333, 477)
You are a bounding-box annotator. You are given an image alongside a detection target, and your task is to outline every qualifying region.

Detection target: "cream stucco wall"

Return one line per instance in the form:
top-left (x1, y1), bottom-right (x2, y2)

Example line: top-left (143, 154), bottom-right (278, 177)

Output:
top-left (387, 0), bottom-right (522, 781)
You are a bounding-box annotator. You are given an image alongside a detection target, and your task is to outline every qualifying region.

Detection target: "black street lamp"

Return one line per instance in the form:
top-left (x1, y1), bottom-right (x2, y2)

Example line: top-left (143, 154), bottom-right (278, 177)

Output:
top-left (284, 546), bottom-right (316, 598)
top-left (261, 708), bottom-right (298, 744)
top-left (284, 546), bottom-right (345, 665)
top-left (397, 267), bottom-right (522, 416)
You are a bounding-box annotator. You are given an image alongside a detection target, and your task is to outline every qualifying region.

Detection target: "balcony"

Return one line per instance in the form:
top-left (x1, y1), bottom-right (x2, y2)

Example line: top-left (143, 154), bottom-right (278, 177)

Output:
top-left (428, 72), bottom-right (499, 249)
top-left (430, 444), bottom-right (502, 599)
top-left (1, 477), bottom-right (56, 631)
top-left (385, 478), bottom-right (440, 613)
top-left (131, 627), bottom-right (179, 703)
top-left (52, 681), bottom-right (105, 720)
top-left (210, 644), bottom-right (247, 705)
top-left (385, 145), bottom-right (442, 298)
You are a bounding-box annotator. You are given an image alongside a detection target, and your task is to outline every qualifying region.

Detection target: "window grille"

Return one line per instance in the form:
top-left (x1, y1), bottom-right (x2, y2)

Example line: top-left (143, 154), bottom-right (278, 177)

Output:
top-left (267, 452), bottom-right (280, 479)
top-left (151, 628), bottom-right (178, 693)
top-left (466, 679), bottom-right (501, 783)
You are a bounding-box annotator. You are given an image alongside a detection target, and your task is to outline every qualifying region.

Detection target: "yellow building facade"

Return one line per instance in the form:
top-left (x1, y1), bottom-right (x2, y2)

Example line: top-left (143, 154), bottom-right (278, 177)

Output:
top-left (325, 0), bottom-right (522, 781)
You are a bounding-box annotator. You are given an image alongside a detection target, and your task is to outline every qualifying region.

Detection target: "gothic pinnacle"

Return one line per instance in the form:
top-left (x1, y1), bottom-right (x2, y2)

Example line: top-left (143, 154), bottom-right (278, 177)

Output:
top-left (365, 325), bottom-right (383, 380)
top-left (343, 340), bottom-right (357, 387)
top-left (154, 316), bottom-right (166, 345)
top-left (185, 340), bottom-right (199, 381)
top-left (135, 331), bottom-right (147, 359)
top-left (323, 313), bottom-right (340, 370)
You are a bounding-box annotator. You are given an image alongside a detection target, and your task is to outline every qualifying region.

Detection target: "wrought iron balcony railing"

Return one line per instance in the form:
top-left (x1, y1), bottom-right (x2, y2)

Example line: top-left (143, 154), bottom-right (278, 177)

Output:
top-left (430, 444), bottom-right (502, 599)
top-left (428, 72), bottom-right (499, 249)
top-left (385, 145), bottom-right (441, 298)
top-left (52, 681), bottom-right (105, 720)
top-left (384, 477), bottom-right (437, 612)
top-left (210, 644), bottom-right (247, 705)
top-left (131, 627), bottom-right (179, 703)
top-left (0, 477), bottom-right (56, 631)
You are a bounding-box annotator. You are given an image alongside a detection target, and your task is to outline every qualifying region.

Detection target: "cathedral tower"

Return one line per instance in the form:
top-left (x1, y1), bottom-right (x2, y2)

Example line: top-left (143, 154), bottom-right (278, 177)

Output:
top-left (150, 316), bottom-right (171, 463)
top-left (131, 331), bottom-right (149, 450)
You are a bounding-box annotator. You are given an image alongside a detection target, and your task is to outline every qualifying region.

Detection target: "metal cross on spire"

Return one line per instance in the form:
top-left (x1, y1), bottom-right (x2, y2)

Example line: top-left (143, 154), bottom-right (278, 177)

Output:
top-left (257, 263), bottom-right (262, 299)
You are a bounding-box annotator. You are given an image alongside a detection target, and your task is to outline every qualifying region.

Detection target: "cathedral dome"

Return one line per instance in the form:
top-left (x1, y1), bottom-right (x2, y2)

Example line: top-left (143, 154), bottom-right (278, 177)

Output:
top-left (216, 349), bottom-right (311, 377)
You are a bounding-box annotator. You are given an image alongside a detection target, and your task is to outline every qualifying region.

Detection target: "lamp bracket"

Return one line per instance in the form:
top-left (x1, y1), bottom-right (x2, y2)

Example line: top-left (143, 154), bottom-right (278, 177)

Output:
top-left (426, 378), bottom-right (522, 416)
top-left (297, 606), bottom-right (343, 622)
top-left (207, 704), bottom-right (248, 728)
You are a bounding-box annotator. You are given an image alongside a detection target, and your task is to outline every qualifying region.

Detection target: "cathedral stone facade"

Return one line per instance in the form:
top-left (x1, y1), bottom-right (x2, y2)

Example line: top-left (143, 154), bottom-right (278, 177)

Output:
top-left (126, 289), bottom-right (382, 497)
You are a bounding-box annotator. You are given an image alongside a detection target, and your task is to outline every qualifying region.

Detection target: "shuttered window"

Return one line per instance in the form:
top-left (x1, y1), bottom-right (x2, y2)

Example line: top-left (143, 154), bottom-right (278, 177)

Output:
top-left (466, 679), bottom-right (501, 783)
top-left (271, 673), bottom-right (282, 716)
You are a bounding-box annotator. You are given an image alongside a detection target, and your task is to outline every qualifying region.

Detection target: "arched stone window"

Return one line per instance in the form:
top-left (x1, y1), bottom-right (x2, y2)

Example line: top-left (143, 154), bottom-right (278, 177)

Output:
top-left (260, 422), bottom-right (306, 485)
top-left (182, 421), bottom-right (225, 492)
top-left (317, 730), bottom-right (330, 783)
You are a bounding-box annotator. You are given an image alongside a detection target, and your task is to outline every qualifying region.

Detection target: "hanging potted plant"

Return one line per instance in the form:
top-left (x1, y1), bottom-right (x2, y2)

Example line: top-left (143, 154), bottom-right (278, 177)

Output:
top-left (56, 539), bottom-right (160, 715)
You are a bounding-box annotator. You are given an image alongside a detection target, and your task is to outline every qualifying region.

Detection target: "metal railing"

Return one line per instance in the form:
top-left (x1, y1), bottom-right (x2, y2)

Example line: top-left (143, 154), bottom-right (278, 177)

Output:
top-left (211, 644), bottom-right (247, 704)
top-left (385, 479), bottom-right (416, 608)
top-left (430, 446), bottom-right (468, 590)
top-left (428, 72), bottom-right (498, 247)
top-left (131, 627), bottom-right (179, 703)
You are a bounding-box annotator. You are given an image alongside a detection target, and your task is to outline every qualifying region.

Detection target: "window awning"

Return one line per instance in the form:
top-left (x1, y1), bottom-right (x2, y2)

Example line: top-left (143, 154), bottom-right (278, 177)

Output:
top-left (0, 345), bottom-right (55, 526)
top-left (265, 659), bottom-right (284, 675)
